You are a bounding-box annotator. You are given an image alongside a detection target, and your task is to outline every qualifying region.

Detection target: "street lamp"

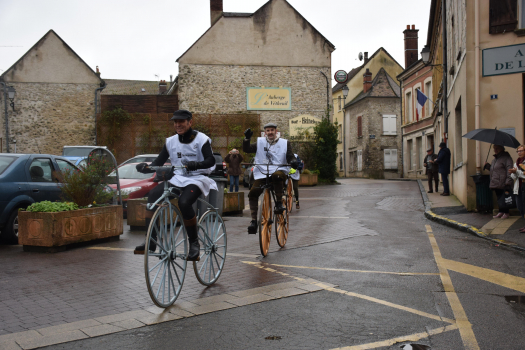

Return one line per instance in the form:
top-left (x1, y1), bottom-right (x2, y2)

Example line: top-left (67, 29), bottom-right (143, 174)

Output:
top-left (7, 86), bottom-right (16, 111)
top-left (342, 84), bottom-right (349, 99)
top-left (421, 45), bottom-right (430, 64)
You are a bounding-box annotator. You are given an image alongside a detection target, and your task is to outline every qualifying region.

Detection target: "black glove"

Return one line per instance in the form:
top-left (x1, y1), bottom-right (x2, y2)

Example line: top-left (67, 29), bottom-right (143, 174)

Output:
top-left (136, 163), bottom-right (153, 173)
top-left (185, 161), bottom-right (202, 171)
top-left (244, 128), bottom-right (253, 140)
top-left (290, 159), bottom-right (298, 170)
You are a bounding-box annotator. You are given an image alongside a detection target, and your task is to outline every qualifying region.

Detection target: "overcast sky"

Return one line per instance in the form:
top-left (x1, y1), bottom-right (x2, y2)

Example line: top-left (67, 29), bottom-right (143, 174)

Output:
top-left (0, 0), bottom-right (431, 87)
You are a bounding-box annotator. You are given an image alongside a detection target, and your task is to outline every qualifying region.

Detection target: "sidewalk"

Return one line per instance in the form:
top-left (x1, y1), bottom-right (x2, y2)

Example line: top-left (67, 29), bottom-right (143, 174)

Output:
top-left (418, 179), bottom-right (525, 252)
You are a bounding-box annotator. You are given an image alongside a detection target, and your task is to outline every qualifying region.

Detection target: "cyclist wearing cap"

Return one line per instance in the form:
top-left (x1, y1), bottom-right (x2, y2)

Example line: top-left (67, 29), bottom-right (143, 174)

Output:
top-left (134, 109), bottom-right (216, 261)
top-left (243, 123), bottom-right (298, 234)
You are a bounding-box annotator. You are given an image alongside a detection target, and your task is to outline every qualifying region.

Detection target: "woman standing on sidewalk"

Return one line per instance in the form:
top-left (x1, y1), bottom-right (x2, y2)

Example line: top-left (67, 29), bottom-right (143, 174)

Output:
top-left (510, 145), bottom-right (525, 231)
top-left (484, 144), bottom-right (514, 219)
top-left (225, 148), bottom-right (243, 192)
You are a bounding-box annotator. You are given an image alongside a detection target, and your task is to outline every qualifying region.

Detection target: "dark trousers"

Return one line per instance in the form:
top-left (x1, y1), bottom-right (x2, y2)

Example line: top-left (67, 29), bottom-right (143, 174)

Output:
top-left (517, 186), bottom-right (525, 218)
top-left (427, 172), bottom-right (439, 192)
top-left (292, 179), bottom-right (299, 201)
top-left (441, 173), bottom-right (450, 194)
top-left (248, 171), bottom-right (287, 220)
top-left (147, 183), bottom-right (202, 220)
top-left (494, 189), bottom-right (510, 214)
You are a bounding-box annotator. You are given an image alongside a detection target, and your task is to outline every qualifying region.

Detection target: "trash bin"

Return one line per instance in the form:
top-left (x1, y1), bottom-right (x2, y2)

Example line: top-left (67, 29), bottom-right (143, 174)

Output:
top-left (471, 174), bottom-right (492, 213)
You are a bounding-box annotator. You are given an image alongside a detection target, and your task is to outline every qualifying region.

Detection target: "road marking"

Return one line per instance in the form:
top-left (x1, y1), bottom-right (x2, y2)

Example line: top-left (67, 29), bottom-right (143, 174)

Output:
top-left (428, 233), bottom-right (480, 350)
top-left (254, 262), bottom-right (439, 276)
top-left (426, 224), bottom-right (432, 233)
top-left (331, 324), bottom-right (458, 350)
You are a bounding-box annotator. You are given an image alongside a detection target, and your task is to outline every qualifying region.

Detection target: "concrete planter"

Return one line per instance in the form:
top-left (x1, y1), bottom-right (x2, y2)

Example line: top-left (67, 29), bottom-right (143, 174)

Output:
top-left (126, 198), bottom-right (148, 228)
top-left (299, 174), bottom-right (318, 186)
top-left (223, 192), bottom-right (245, 214)
top-left (18, 205), bottom-right (123, 250)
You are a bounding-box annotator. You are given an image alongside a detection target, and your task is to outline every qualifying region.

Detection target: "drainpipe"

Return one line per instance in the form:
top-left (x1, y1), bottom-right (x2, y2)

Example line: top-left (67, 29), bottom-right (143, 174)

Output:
top-left (475, 0), bottom-right (481, 174)
top-left (320, 71), bottom-right (330, 113)
top-left (94, 81), bottom-right (106, 146)
top-left (442, 0), bottom-right (448, 144)
top-left (0, 82), bottom-right (10, 153)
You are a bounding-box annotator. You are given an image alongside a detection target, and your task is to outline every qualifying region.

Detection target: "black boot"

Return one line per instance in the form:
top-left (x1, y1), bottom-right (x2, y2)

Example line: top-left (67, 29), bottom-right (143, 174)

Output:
top-left (248, 220), bottom-right (257, 234)
top-left (274, 202), bottom-right (285, 214)
top-left (185, 217), bottom-right (200, 261)
top-left (134, 218), bottom-right (156, 254)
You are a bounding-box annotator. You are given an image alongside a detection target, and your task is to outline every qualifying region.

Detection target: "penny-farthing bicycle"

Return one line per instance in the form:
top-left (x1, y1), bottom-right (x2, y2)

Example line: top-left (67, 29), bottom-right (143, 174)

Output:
top-left (251, 163), bottom-right (292, 257)
top-left (144, 166), bottom-right (227, 308)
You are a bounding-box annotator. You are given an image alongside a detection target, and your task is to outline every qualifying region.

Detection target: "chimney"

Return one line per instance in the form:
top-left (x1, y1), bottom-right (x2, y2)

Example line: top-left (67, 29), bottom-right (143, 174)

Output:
top-left (364, 52), bottom-right (369, 63)
top-left (403, 24), bottom-right (419, 68)
top-left (210, 0), bottom-right (223, 26)
top-left (159, 80), bottom-right (167, 94)
top-left (363, 69), bottom-right (372, 93)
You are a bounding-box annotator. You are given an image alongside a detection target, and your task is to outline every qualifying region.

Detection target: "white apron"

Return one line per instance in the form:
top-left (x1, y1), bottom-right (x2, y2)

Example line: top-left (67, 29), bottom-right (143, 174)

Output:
top-left (253, 137), bottom-right (288, 180)
top-left (165, 132), bottom-right (218, 197)
top-left (290, 153), bottom-right (300, 181)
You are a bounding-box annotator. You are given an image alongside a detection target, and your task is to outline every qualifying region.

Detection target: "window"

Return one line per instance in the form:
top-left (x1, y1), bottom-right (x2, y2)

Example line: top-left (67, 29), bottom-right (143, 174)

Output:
top-left (339, 152), bottom-right (343, 170)
top-left (424, 81), bottom-right (432, 117)
top-left (520, 0), bottom-right (525, 28)
top-left (382, 115), bottom-right (397, 135)
top-left (407, 139), bottom-right (413, 171)
top-left (416, 136), bottom-right (423, 170)
top-left (415, 87), bottom-right (422, 121)
top-left (357, 116), bottom-right (363, 137)
top-left (405, 91), bottom-right (413, 123)
top-left (30, 158), bottom-right (54, 182)
top-left (338, 124), bottom-right (343, 142)
top-left (56, 159), bottom-right (77, 173)
top-left (357, 150), bottom-right (363, 171)
top-left (349, 151), bottom-right (355, 171)
top-left (384, 149), bottom-right (398, 170)
top-left (455, 99), bottom-right (463, 165)
top-left (489, 0), bottom-right (517, 34)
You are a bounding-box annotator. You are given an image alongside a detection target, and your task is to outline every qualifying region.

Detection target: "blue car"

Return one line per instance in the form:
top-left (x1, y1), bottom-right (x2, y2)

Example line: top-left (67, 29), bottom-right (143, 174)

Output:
top-left (0, 153), bottom-right (77, 244)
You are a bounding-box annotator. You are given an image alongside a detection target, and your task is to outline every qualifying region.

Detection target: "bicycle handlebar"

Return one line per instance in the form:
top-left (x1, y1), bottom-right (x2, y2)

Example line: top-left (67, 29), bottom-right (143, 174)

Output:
top-left (147, 165), bottom-right (186, 170)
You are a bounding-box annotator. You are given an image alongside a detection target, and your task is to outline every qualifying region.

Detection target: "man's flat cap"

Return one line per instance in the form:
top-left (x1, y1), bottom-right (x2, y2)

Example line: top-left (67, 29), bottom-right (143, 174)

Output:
top-left (427, 147), bottom-right (432, 151)
top-left (171, 110), bottom-right (192, 120)
top-left (263, 122), bottom-right (278, 129)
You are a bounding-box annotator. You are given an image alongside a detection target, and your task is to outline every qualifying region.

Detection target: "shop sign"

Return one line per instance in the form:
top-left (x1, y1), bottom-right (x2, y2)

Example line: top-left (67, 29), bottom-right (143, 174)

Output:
top-left (289, 114), bottom-right (321, 141)
top-left (483, 43), bottom-right (525, 76)
top-left (334, 70), bottom-right (348, 84)
top-left (246, 87), bottom-right (291, 111)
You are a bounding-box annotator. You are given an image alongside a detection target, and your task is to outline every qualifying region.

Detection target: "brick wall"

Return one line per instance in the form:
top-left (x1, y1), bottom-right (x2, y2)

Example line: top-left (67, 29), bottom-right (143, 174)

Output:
top-left (177, 64), bottom-right (330, 134)
top-left (1, 82), bottom-right (99, 155)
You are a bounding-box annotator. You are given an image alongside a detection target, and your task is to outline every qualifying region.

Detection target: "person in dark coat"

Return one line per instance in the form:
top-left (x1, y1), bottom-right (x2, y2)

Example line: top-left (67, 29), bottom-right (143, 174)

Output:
top-left (484, 144), bottom-right (514, 219)
top-left (434, 142), bottom-right (451, 196)
top-left (509, 144), bottom-right (525, 230)
top-left (423, 147), bottom-right (439, 193)
top-left (225, 148), bottom-right (243, 192)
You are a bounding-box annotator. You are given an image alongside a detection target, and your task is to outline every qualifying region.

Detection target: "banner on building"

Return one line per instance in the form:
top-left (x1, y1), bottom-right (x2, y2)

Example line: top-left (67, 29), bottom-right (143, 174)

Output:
top-left (246, 87), bottom-right (291, 111)
top-left (483, 43), bottom-right (525, 76)
top-left (289, 114), bottom-right (321, 141)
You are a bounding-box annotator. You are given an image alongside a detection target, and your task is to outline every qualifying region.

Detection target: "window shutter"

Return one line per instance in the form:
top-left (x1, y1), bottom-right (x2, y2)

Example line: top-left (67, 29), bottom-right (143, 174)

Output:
top-left (391, 149), bottom-right (398, 169)
top-left (357, 150), bottom-right (362, 171)
top-left (357, 116), bottom-right (362, 137)
top-left (382, 115), bottom-right (397, 135)
top-left (384, 149), bottom-right (391, 169)
top-left (489, 0), bottom-right (517, 34)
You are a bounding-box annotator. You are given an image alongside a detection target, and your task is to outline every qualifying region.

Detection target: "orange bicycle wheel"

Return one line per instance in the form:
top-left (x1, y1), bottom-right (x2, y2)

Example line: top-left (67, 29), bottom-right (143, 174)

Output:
top-left (258, 189), bottom-right (272, 257)
top-left (275, 197), bottom-right (289, 248)
top-left (286, 179), bottom-right (294, 213)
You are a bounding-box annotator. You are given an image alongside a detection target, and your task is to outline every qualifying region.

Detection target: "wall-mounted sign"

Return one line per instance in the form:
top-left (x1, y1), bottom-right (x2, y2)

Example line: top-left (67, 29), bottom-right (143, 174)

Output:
top-left (334, 70), bottom-right (348, 84)
top-left (490, 94), bottom-right (498, 99)
top-left (246, 87), bottom-right (291, 111)
top-left (483, 43), bottom-right (525, 76)
top-left (289, 114), bottom-right (321, 141)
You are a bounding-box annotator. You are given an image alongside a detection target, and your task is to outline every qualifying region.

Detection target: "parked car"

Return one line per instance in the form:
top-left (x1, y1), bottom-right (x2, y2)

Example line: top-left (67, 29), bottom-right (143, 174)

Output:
top-left (211, 152), bottom-right (228, 178)
top-left (243, 157), bottom-right (255, 188)
top-left (108, 162), bottom-right (170, 217)
top-left (118, 154), bottom-right (170, 167)
top-left (0, 153), bottom-right (78, 244)
top-left (62, 145), bottom-right (108, 167)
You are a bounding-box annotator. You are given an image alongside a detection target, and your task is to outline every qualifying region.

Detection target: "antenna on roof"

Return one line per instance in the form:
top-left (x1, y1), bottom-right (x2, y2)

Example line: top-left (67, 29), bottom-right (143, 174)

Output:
top-left (358, 52), bottom-right (363, 61)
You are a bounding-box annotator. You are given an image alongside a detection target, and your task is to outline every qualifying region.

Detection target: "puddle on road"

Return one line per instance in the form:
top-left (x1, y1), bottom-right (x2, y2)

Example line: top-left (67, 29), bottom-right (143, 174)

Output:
top-left (265, 336), bottom-right (282, 340)
top-left (400, 344), bottom-right (430, 350)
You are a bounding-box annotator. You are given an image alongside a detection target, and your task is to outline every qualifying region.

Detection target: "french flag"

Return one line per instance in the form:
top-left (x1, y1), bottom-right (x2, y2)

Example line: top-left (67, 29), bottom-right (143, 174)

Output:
top-left (416, 89), bottom-right (428, 121)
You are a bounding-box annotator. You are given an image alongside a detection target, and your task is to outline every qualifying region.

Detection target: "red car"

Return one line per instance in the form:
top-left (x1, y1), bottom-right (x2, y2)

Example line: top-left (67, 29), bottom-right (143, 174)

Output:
top-left (109, 162), bottom-right (169, 216)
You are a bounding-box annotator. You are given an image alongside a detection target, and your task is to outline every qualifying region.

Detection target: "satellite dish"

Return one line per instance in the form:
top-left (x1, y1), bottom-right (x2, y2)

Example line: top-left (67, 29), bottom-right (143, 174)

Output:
top-left (358, 52), bottom-right (363, 61)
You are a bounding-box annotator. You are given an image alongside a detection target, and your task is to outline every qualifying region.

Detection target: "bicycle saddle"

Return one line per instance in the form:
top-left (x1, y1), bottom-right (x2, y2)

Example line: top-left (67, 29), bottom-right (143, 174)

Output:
top-left (153, 167), bottom-right (175, 182)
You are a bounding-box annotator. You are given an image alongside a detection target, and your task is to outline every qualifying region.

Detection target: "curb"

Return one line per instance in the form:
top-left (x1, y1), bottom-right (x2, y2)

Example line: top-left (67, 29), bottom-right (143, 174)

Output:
top-left (416, 180), bottom-right (525, 253)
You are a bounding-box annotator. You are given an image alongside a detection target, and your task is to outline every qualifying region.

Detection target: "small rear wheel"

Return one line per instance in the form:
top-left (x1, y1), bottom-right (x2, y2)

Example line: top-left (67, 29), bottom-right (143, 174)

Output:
top-left (258, 189), bottom-right (272, 257)
top-left (194, 210), bottom-right (227, 286)
top-left (286, 179), bottom-right (294, 213)
top-left (145, 203), bottom-right (187, 308)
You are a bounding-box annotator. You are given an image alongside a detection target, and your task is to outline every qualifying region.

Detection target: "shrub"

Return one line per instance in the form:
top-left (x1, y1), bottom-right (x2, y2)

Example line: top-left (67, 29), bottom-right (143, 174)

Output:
top-left (313, 110), bottom-right (338, 182)
top-left (25, 201), bottom-right (79, 212)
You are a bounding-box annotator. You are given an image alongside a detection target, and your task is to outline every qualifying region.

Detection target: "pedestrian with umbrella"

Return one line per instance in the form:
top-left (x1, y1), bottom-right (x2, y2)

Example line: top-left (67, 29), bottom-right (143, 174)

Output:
top-left (463, 128), bottom-right (520, 219)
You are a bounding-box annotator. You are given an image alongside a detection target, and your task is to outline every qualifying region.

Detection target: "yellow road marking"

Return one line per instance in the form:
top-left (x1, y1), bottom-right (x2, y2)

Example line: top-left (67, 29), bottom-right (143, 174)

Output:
top-left (428, 233), bottom-right (480, 350)
top-left (426, 224), bottom-right (433, 233)
top-left (442, 258), bottom-right (525, 293)
top-left (331, 324), bottom-right (458, 350)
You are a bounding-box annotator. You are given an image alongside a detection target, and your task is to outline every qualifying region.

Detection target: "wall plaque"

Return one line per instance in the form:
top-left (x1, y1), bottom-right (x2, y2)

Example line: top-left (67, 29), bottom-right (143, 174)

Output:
top-left (247, 87), bottom-right (291, 111)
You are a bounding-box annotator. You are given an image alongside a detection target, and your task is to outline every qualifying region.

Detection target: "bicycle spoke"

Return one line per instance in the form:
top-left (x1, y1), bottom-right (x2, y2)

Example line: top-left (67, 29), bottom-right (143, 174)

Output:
top-left (156, 260), bottom-right (168, 299)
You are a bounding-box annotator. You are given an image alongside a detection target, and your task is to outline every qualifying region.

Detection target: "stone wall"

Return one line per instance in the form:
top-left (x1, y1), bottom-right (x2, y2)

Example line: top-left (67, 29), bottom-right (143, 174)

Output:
top-left (347, 98), bottom-right (402, 178)
top-left (0, 82), bottom-right (98, 155)
top-left (178, 64), bottom-right (330, 134)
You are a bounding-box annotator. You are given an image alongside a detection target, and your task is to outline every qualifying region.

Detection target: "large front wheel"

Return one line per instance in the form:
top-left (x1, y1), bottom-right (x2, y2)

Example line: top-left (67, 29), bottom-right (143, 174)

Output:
top-left (194, 210), bottom-right (227, 286)
top-left (145, 203), bottom-right (187, 308)
top-left (258, 189), bottom-right (272, 257)
top-left (286, 179), bottom-right (294, 213)
top-left (275, 198), bottom-right (289, 248)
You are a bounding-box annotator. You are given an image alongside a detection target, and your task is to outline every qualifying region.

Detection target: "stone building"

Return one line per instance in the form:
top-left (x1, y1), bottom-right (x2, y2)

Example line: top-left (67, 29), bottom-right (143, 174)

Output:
top-left (174, 0), bottom-right (335, 134)
top-left (0, 30), bottom-right (103, 155)
top-left (345, 68), bottom-right (402, 179)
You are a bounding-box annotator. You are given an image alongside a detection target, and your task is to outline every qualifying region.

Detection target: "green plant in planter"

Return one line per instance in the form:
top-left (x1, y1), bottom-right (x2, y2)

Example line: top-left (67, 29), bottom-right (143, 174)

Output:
top-left (24, 201), bottom-right (79, 212)
top-left (54, 157), bottom-right (115, 207)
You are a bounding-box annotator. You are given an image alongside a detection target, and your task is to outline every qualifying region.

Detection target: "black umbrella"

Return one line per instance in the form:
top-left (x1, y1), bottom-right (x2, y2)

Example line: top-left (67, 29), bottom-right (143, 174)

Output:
top-left (462, 127), bottom-right (521, 164)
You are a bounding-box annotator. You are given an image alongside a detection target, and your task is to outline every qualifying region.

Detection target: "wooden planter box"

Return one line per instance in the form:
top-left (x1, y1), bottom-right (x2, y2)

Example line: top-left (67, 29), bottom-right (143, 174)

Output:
top-left (223, 192), bottom-right (245, 214)
top-left (18, 205), bottom-right (123, 250)
top-left (127, 198), bottom-right (148, 228)
top-left (299, 174), bottom-right (318, 186)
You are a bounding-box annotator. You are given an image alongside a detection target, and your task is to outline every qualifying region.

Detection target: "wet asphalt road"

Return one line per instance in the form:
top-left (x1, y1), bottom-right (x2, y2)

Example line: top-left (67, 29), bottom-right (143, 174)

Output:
top-left (39, 179), bottom-right (525, 350)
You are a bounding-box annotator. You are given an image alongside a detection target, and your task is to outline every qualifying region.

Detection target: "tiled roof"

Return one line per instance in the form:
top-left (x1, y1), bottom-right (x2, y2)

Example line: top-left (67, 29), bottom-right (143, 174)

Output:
top-left (101, 79), bottom-right (171, 95)
top-left (344, 68), bottom-right (400, 107)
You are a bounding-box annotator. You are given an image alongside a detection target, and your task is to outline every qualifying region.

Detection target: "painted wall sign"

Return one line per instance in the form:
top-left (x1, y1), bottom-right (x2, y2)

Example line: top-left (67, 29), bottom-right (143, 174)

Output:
top-left (246, 87), bottom-right (291, 111)
top-left (483, 43), bottom-right (525, 76)
top-left (289, 114), bottom-right (321, 141)
top-left (334, 70), bottom-right (348, 84)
